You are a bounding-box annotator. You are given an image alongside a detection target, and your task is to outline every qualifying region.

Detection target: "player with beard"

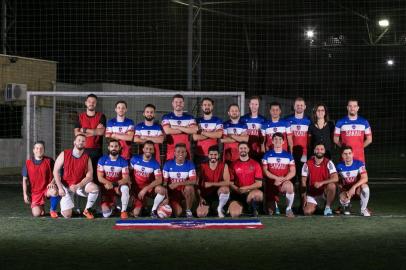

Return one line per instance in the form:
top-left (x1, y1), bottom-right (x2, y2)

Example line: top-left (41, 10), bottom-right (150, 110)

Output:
top-left (134, 104), bottom-right (164, 164)
top-left (193, 97), bottom-right (223, 164)
top-left (196, 145), bottom-right (230, 218)
top-left (334, 99), bottom-right (372, 163)
top-left (221, 104), bottom-right (249, 163)
top-left (130, 141), bottom-right (167, 218)
top-left (301, 143), bottom-right (338, 216)
top-left (228, 142), bottom-right (263, 217)
top-left (97, 140), bottom-right (130, 219)
top-left (54, 134), bottom-right (100, 219)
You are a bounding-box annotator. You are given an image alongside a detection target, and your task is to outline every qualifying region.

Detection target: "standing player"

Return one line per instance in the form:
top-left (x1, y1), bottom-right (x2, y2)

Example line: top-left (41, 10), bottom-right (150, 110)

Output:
top-left (133, 104), bottom-right (164, 164)
top-left (193, 97), bottom-right (223, 164)
top-left (241, 96), bottom-right (266, 161)
top-left (262, 102), bottom-right (293, 153)
top-left (336, 145), bottom-right (371, 216)
top-left (262, 133), bottom-right (296, 217)
top-left (163, 143), bottom-right (197, 218)
top-left (161, 94), bottom-right (198, 160)
top-left (228, 142), bottom-right (263, 217)
top-left (334, 99), bottom-right (372, 163)
top-left (221, 104), bottom-right (249, 163)
top-left (196, 145), bottom-right (231, 218)
top-left (301, 143), bottom-right (338, 216)
top-left (130, 141), bottom-right (167, 218)
top-left (74, 94), bottom-right (106, 180)
top-left (22, 141), bottom-right (59, 218)
top-left (105, 100), bottom-right (135, 160)
top-left (53, 134), bottom-right (100, 219)
top-left (97, 139), bottom-right (131, 219)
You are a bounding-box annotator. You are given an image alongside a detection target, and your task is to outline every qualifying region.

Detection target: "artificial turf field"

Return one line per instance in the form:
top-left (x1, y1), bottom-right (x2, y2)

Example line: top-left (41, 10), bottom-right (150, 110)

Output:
top-left (0, 183), bottom-right (405, 270)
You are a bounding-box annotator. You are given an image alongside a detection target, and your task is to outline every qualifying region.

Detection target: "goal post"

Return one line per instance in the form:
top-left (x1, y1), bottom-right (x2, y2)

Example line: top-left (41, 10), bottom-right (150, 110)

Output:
top-left (26, 90), bottom-right (245, 160)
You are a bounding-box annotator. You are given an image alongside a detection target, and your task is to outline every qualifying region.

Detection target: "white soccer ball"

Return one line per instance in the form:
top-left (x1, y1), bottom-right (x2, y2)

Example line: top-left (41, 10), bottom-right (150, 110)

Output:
top-left (157, 204), bottom-right (173, 218)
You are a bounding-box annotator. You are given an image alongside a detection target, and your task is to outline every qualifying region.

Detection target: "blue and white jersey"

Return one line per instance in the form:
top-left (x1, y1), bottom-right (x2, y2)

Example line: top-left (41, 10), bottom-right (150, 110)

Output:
top-left (240, 114), bottom-right (266, 136)
top-left (97, 155), bottom-right (129, 182)
top-left (163, 159), bottom-right (196, 184)
top-left (106, 117), bottom-right (135, 135)
top-left (261, 119), bottom-right (292, 151)
top-left (195, 116), bottom-right (223, 157)
top-left (223, 119), bottom-right (247, 136)
top-left (134, 122), bottom-right (163, 137)
top-left (262, 150), bottom-right (295, 177)
top-left (336, 159), bottom-right (367, 187)
top-left (130, 155), bottom-right (162, 186)
top-left (284, 115), bottom-right (311, 156)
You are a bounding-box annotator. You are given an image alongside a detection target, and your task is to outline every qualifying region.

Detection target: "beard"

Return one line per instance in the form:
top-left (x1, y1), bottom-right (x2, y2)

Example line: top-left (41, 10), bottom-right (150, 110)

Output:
top-left (203, 109), bottom-right (212, 115)
top-left (144, 116), bottom-right (154, 122)
top-left (109, 150), bottom-right (119, 156)
top-left (87, 106), bottom-right (95, 111)
top-left (240, 152), bottom-right (248, 157)
top-left (315, 152), bottom-right (325, 159)
top-left (209, 158), bottom-right (217, 163)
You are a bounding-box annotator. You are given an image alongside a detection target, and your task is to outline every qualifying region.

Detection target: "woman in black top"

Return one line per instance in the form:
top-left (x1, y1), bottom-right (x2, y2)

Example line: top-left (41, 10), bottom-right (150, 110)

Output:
top-left (308, 103), bottom-right (335, 159)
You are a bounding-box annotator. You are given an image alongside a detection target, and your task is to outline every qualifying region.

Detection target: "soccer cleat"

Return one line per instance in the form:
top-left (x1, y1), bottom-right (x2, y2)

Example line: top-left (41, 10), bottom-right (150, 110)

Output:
top-left (275, 207), bottom-right (281, 215)
top-left (120, 211), bottom-right (128, 219)
top-left (285, 209), bottom-right (295, 218)
top-left (186, 209), bottom-right (193, 218)
top-left (217, 207), bottom-right (225, 218)
top-left (83, 209), bottom-right (94, 219)
top-left (150, 210), bottom-right (158, 218)
top-left (324, 207), bottom-right (333, 217)
top-left (50, 211), bottom-right (58, 219)
top-left (360, 209), bottom-right (371, 217)
top-left (342, 205), bottom-right (351, 215)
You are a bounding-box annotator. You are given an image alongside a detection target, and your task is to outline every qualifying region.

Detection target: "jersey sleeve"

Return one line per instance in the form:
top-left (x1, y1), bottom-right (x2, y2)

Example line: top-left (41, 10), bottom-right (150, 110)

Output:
top-left (153, 161), bottom-right (162, 176)
top-left (121, 159), bottom-right (129, 175)
top-left (99, 114), bottom-right (107, 127)
top-left (216, 118), bottom-right (224, 131)
top-left (285, 121), bottom-right (292, 135)
top-left (126, 119), bottom-right (135, 133)
top-left (161, 114), bottom-right (170, 127)
top-left (254, 162), bottom-right (263, 180)
top-left (188, 162), bottom-right (197, 180)
top-left (97, 157), bottom-right (105, 172)
top-left (134, 124), bottom-right (142, 136)
top-left (105, 120), bottom-right (113, 135)
top-left (22, 163), bottom-right (28, 177)
top-left (334, 120), bottom-right (342, 137)
top-left (288, 154), bottom-right (295, 166)
top-left (301, 163), bottom-right (309, 177)
top-left (261, 153), bottom-right (269, 167)
top-left (74, 114), bottom-right (81, 129)
top-left (162, 162), bottom-right (170, 180)
top-left (358, 161), bottom-right (367, 175)
top-left (189, 116), bottom-right (197, 127)
top-left (364, 120), bottom-right (372, 136)
top-left (327, 160), bottom-right (337, 175)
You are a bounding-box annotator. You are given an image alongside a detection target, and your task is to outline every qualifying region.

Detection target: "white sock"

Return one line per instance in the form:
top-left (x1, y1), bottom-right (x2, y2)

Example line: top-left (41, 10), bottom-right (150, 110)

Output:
top-left (340, 199), bottom-right (350, 207)
top-left (360, 186), bottom-right (370, 211)
top-left (102, 208), bottom-right (113, 218)
top-left (218, 193), bottom-right (230, 210)
top-left (285, 193), bottom-right (294, 211)
top-left (85, 191), bottom-right (99, 210)
top-left (152, 193), bottom-right (166, 211)
top-left (120, 185), bottom-right (130, 212)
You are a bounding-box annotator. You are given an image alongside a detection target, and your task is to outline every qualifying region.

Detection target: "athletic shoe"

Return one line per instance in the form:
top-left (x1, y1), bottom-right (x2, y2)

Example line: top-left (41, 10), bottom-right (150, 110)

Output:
top-left (186, 209), bottom-right (193, 218)
top-left (285, 209), bottom-right (295, 218)
top-left (342, 205), bottom-right (351, 215)
top-left (251, 201), bottom-right (259, 217)
top-left (324, 207), bottom-right (333, 217)
top-left (83, 209), bottom-right (94, 219)
top-left (151, 210), bottom-right (158, 218)
top-left (50, 211), bottom-right (58, 219)
top-left (361, 209), bottom-right (371, 217)
top-left (120, 211), bottom-right (128, 219)
top-left (217, 207), bottom-right (225, 218)
top-left (275, 206), bottom-right (281, 215)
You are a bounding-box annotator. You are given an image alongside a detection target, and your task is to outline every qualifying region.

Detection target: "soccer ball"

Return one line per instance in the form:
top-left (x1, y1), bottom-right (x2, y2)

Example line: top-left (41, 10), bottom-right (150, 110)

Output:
top-left (157, 204), bottom-right (172, 218)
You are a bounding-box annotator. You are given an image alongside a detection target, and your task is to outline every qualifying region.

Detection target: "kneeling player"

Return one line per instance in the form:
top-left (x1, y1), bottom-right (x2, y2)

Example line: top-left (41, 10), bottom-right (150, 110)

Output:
top-left (97, 139), bottom-right (131, 219)
top-left (301, 143), bottom-right (338, 216)
top-left (163, 143), bottom-right (196, 218)
top-left (228, 142), bottom-right (263, 217)
top-left (336, 145), bottom-right (371, 216)
top-left (22, 141), bottom-right (59, 218)
top-left (196, 145), bottom-right (230, 218)
top-left (130, 141), bottom-right (167, 217)
top-left (262, 133), bottom-right (296, 217)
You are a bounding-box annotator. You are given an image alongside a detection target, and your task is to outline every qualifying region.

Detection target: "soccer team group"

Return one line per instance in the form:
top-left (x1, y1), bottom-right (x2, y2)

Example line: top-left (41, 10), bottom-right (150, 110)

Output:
top-left (22, 94), bottom-right (373, 219)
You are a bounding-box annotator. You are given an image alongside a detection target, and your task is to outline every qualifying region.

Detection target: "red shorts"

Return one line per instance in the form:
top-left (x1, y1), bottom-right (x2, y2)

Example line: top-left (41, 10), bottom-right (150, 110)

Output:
top-left (265, 180), bottom-right (282, 203)
top-left (168, 186), bottom-right (186, 209)
top-left (132, 186), bottom-right (156, 209)
top-left (101, 187), bottom-right (121, 207)
top-left (30, 189), bottom-right (48, 208)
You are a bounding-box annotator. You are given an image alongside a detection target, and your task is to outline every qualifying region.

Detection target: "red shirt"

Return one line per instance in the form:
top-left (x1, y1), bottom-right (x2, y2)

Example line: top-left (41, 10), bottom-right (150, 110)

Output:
top-left (302, 157), bottom-right (337, 196)
top-left (200, 162), bottom-right (226, 185)
top-left (231, 159), bottom-right (263, 187)
top-left (62, 149), bottom-right (90, 187)
top-left (25, 157), bottom-right (53, 194)
top-left (76, 112), bottom-right (106, 149)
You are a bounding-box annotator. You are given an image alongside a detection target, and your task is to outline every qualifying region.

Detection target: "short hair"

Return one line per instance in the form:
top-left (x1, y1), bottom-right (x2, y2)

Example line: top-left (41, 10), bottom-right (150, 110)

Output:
top-left (86, 94), bottom-right (97, 100)
top-left (33, 140), bottom-right (45, 148)
top-left (144, 104), bottom-right (156, 111)
top-left (107, 139), bottom-right (120, 146)
top-left (340, 145), bottom-right (353, 154)
top-left (75, 133), bottom-right (86, 140)
top-left (314, 142), bottom-right (326, 149)
top-left (115, 100), bottom-right (127, 108)
top-left (269, 101), bottom-right (282, 110)
top-left (347, 99), bottom-right (359, 105)
top-left (272, 132), bottom-right (284, 140)
top-left (201, 97), bottom-right (214, 105)
top-left (143, 140), bottom-right (154, 147)
top-left (175, 143), bottom-right (187, 149)
top-left (172, 94), bottom-right (184, 101)
top-left (227, 103), bottom-right (240, 111)
top-left (208, 145), bottom-right (220, 153)
top-left (294, 97), bottom-right (305, 103)
top-left (249, 95), bottom-right (261, 102)
top-left (238, 141), bottom-right (249, 148)
top-left (312, 103), bottom-right (330, 123)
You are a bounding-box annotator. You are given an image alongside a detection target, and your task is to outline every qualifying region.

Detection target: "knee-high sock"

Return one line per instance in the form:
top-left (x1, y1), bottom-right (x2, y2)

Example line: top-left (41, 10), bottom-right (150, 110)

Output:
top-left (50, 196), bottom-right (60, 211)
top-left (285, 193), bottom-right (294, 211)
top-left (152, 194), bottom-right (166, 211)
top-left (120, 185), bottom-right (130, 212)
top-left (85, 191), bottom-right (99, 210)
top-left (218, 193), bottom-right (230, 210)
top-left (360, 186), bottom-right (370, 211)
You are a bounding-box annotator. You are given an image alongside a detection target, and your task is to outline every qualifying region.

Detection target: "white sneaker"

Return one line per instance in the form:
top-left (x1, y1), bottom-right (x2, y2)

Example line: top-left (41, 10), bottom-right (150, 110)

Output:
top-left (361, 209), bottom-right (371, 217)
top-left (217, 207), bottom-right (225, 218)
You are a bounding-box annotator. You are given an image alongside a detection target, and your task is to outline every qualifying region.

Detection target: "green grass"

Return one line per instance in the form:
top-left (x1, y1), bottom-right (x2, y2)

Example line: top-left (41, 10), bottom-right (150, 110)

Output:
top-left (1, 184), bottom-right (406, 270)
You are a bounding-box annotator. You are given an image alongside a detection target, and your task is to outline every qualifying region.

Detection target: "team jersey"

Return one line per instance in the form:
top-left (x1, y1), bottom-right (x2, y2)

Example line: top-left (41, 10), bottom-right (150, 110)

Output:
top-left (75, 112), bottom-right (106, 149)
top-left (262, 150), bottom-right (295, 177)
top-left (230, 159), bottom-right (263, 187)
top-left (134, 122), bottom-right (163, 163)
top-left (285, 115), bottom-right (311, 158)
top-left (223, 120), bottom-right (247, 162)
top-left (161, 112), bottom-right (196, 160)
top-left (195, 116), bottom-right (223, 157)
top-left (241, 114), bottom-right (266, 157)
top-left (97, 155), bottom-right (129, 183)
top-left (302, 157), bottom-right (337, 196)
top-left (106, 117), bottom-right (135, 160)
top-left (22, 157), bottom-right (54, 194)
top-left (336, 159), bottom-right (367, 188)
top-left (130, 155), bottom-right (162, 189)
top-left (261, 119), bottom-right (292, 151)
top-left (163, 159), bottom-right (196, 185)
top-left (62, 149), bottom-right (90, 187)
top-left (334, 116), bottom-right (372, 162)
